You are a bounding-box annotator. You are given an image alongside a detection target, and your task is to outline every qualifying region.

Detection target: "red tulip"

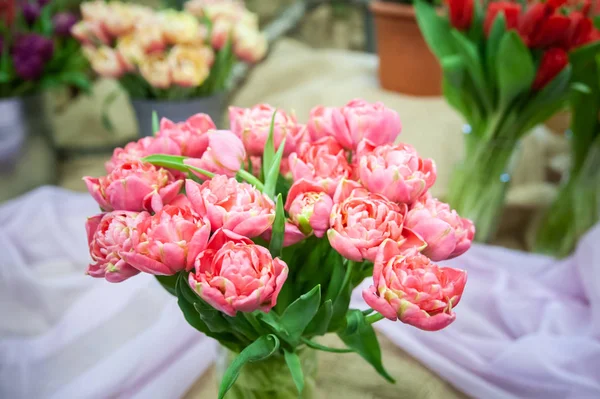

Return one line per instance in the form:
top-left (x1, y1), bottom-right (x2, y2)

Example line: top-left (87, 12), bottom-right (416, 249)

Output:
top-left (519, 3), bottom-right (571, 48)
top-left (446, 0), bottom-right (475, 31)
top-left (532, 48), bottom-right (569, 91)
top-left (484, 2), bottom-right (522, 36)
top-left (560, 11), bottom-right (596, 49)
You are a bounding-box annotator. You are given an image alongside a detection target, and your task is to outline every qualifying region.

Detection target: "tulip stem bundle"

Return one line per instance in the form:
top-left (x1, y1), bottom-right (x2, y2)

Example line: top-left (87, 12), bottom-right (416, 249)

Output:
top-left (82, 100), bottom-right (475, 398)
top-left (416, 0), bottom-right (600, 241)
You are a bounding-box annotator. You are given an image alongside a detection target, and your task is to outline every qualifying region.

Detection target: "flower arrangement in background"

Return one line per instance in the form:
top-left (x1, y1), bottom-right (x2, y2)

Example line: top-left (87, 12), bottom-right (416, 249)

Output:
top-left (416, 0), bottom-right (600, 241)
top-left (82, 99), bottom-right (474, 397)
top-left (534, 46), bottom-right (600, 257)
top-left (72, 0), bottom-right (266, 99)
top-left (0, 0), bottom-right (89, 97)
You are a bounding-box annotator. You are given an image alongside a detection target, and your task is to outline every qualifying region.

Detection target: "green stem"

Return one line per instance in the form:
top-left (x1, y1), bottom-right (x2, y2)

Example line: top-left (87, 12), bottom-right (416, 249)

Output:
top-left (340, 260), bottom-right (355, 294)
top-left (365, 312), bottom-right (385, 325)
top-left (244, 312), bottom-right (266, 336)
top-left (237, 169), bottom-right (265, 190)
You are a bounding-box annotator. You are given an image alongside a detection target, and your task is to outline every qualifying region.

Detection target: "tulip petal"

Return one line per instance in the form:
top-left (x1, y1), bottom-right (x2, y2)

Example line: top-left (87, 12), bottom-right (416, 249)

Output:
top-left (121, 251), bottom-right (174, 275)
top-left (327, 229), bottom-right (363, 261)
top-left (362, 285), bottom-right (398, 321)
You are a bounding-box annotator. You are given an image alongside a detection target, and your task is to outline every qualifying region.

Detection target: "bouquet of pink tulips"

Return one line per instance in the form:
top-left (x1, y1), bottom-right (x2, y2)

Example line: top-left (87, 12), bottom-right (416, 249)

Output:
top-left (71, 0), bottom-right (266, 99)
top-left (83, 99), bottom-right (474, 398)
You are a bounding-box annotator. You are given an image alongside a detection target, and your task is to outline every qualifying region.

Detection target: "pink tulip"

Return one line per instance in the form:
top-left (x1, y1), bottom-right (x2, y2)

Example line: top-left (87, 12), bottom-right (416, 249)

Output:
top-left (186, 177), bottom-right (275, 238)
top-left (157, 114), bottom-right (216, 158)
top-left (357, 140), bottom-right (436, 205)
top-left (405, 197), bottom-right (475, 261)
top-left (184, 130), bottom-right (246, 177)
top-left (189, 234), bottom-right (288, 316)
top-left (330, 99), bottom-right (402, 150)
top-left (307, 105), bottom-right (337, 142)
top-left (105, 137), bottom-right (155, 173)
top-left (327, 189), bottom-right (425, 262)
top-left (86, 211), bottom-right (148, 283)
top-left (285, 179), bottom-right (333, 237)
top-left (211, 19), bottom-right (231, 50)
top-left (233, 24), bottom-right (267, 63)
top-left (84, 161), bottom-right (183, 212)
top-left (228, 104), bottom-right (302, 156)
top-left (121, 205), bottom-right (211, 275)
top-left (362, 240), bottom-right (467, 331)
top-left (288, 136), bottom-right (352, 196)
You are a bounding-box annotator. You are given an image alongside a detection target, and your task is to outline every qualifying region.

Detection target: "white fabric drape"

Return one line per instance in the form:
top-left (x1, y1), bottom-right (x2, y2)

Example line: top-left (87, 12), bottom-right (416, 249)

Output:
top-left (1, 187), bottom-right (599, 398)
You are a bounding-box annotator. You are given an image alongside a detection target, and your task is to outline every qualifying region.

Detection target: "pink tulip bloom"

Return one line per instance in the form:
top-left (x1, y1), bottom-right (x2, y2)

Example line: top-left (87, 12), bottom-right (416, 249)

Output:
top-left (285, 179), bottom-right (333, 237)
top-left (121, 205), bottom-right (211, 275)
top-left (105, 137), bottom-right (155, 172)
top-left (186, 177), bottom-right (275, 238)
top-left (363, 240), bottom-right (467, 331)
top-left (307, 105), bottom-right (337, 142)
top-left (330, 99), bottom-right (402, 150)
top-left (189, 230), bottom-right (288, 316)
top-left (327, 189), bottom-right (425, 262)
top-left (86, 211), bottom-right (148, 282)
top-left (228, 104), bottom-right (303, 156)
top-left (405, 197), bottom-right (475, 261)
top-left (84, 161), bottom-right (183, 212)
top-left (357, 140), bottom-right (436, 205)
top-left (157, 113), bottom-right (216, 158)
top-left (184, 130), bottom-right (246, 178)
top-left (211, 19), bottom-right (231, 50)
top-left (288, 136), bottom-right (352, 196)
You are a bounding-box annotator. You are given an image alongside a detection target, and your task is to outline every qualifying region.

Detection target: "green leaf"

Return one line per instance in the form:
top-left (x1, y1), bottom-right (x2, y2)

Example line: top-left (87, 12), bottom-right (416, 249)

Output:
top-left (152, 111), bottom-right (160, 135)
top-left (451, 30), bottom-right (492, 111)
top-left (284, 350), bottom-right (305, 395)
top-left (263, 138), bottom-right (286, 200)
top-left (269, 194), bottom-right (286, 258)
top-left (516, 65), bottom-right (572, 134)
top-left (304, 299), bottom-right (333, 336)
top-left (301, 337), bottom-right (353, 353)
top-left (155, 274), bottom-right (178, 296)
top-left (142, 154), bottom-right (215, 178)
top-left (414, 0), bottom-right (456, 59)
top-left (569, 41), bottom-right (600, 68)
top-left (485, 14), bottom-right (507, 89)
top-left (59, 71), bottom-right (91, 92)
top-left (279, 285), bottom-right (321, 343)
top-left (496, 31), bottom-right (535, 108)
top-left (175, 273), bottom-right (240, 351)
top-left (262, 110), bottom-right (277, 179)
top-left (218, 335), bottom-right (280, 399)
top-left (338, 310), bottom-right (395, 383)
top-left (39, 5), bottom-right (53, 36)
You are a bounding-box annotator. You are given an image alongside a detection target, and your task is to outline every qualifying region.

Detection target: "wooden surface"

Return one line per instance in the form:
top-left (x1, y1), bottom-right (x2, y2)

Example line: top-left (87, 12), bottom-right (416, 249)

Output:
top-left (183, 334), bottom-right (467, 399)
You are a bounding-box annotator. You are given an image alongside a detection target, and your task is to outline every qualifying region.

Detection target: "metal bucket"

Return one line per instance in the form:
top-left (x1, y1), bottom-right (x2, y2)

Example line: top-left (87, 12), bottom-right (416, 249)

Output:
top-left (130, 93), bottom-right (227, 137)
top-left (0, 96), bottom-right (57, 202)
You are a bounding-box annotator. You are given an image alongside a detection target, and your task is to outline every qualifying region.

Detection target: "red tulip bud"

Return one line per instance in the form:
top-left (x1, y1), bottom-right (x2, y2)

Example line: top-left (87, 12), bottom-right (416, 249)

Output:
top-left (446, 0), bottom-right (475, 31)
top-left (484, 1), bottom-right (522, 36)
top-left (532, 48), bottom-right (569, 91)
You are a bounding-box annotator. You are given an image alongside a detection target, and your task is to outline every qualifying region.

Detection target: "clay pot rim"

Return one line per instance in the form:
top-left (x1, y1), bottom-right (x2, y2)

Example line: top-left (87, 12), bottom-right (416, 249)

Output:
top-left (369, 1), bottom-right (416, 19)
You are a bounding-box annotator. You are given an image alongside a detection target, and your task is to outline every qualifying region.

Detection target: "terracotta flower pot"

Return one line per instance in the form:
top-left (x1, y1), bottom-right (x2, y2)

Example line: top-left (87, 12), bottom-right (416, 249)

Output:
top-left (370, 1), bottom-right (442, 96)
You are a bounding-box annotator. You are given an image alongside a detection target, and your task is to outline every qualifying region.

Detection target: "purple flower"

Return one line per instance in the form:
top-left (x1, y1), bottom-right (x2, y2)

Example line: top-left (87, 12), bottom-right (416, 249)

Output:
top-left (13, 52), bottom-right (45, 80)
top-left (52, 12), bottom-right (78, 37)
top-left (11, 34), bottom-right (54, 80)
top-left (13, 34), bottom-right (54, 61)
top-left (23, 3), bottom-right (41, 26)
top-left (37, 0), bottom-right (51, 6)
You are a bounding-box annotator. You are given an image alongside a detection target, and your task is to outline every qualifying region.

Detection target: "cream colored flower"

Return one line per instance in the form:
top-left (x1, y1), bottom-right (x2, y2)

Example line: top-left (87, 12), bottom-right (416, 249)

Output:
top-left (139, 53), bottom-right (171, 89)
top-left (168, 45), bottom-right (210, 88)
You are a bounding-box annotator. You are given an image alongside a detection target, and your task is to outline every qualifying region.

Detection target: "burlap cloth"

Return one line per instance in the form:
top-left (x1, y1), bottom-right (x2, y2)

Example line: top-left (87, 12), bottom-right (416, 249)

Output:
top-left (6, 39), bottom-right (569, 398)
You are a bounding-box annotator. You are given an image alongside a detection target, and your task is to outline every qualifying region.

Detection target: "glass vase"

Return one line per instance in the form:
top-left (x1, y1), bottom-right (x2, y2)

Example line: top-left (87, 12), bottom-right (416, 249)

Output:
top-left (446, 126), bottom-right (522, 242)
top-left (216, 346), bottom-right (318, 399)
